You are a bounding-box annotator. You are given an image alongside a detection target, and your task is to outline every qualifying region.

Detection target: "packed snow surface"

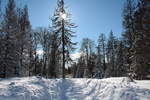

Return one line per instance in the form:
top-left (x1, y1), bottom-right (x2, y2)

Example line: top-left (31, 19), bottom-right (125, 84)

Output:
top-left (0, 77), bottom-right (150, 100)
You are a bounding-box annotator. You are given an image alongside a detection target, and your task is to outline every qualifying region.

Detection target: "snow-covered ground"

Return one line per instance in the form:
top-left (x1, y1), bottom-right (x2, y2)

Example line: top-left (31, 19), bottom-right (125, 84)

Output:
top-left (0, 77), bottom-right (150, 100)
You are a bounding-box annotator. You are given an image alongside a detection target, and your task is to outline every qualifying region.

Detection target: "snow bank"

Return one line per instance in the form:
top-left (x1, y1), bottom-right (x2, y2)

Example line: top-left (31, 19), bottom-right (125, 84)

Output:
top-left (0, 77), bottom-right (150, 100)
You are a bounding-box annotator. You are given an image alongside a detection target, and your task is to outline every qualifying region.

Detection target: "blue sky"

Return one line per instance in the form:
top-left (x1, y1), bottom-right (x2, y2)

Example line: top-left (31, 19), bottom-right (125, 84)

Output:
top-left (3, 0), bottom-right (125, 51)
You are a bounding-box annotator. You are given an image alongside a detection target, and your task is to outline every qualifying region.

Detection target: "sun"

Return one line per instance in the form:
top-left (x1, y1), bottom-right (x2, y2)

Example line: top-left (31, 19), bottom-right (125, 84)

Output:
top-left (60, 12), bottom-right (67, 20)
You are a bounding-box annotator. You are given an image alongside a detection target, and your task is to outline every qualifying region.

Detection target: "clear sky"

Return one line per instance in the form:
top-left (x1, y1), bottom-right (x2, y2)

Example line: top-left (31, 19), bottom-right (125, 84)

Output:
top-left (4, 0), bottom-right (125, 51)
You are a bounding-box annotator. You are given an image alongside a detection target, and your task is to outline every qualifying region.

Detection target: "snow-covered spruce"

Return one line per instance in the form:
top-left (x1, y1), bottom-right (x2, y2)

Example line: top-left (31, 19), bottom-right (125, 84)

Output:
top-left (0, 77), bottom-right (150, 100)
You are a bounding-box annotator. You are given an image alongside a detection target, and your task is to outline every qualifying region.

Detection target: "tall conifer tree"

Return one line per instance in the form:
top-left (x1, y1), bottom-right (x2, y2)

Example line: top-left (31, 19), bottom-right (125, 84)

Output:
top-left (51, 0), bottom-right (76, 78)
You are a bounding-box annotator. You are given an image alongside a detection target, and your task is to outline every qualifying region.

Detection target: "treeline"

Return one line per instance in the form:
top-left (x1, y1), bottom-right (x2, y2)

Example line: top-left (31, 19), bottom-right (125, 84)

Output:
top-left (0, 0), bottom-right (76, 78)
top-left (0, 0), bottom-right (33, 77)
top-left (72, 31), bottom-right (129, 78)
top-left (0, 0), bottom-right (149, 80)
top-left (72, 0), bottom-right (150, 80)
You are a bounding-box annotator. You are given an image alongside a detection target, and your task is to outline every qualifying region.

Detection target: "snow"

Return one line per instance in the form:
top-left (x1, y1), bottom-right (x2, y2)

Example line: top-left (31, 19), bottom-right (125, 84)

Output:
top-left (71, 52), bottom-right (81, 60)
top-left (0, 77), bottom-right (150, 100)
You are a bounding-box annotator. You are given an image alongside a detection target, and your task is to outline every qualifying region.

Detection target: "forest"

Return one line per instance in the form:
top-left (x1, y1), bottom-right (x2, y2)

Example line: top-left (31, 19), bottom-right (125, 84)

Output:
top-left (0, 0), bottom-right (150, 100)
top-left (0, 0), bottom-right (149, 80)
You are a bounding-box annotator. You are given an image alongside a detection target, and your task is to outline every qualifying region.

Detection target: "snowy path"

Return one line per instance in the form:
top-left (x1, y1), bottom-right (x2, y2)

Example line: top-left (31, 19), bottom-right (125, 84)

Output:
top-left (58, 78), bottom-right (150, 100)
top-left (0, 77), bottom-right (150, 100)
